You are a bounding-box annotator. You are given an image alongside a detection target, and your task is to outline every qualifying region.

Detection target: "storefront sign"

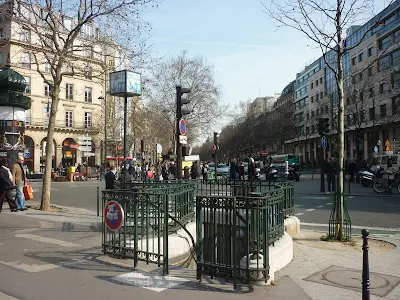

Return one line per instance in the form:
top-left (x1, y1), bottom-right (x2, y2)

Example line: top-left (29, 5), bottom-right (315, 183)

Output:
top-left (0, 152), bottom-right (7, 157)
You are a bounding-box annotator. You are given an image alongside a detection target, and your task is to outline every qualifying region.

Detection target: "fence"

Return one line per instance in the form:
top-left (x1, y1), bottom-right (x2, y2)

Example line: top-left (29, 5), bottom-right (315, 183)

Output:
top-left (103, 178), bottom-right (294, 285)
top-left (102, 182), bottom-right (196, 275)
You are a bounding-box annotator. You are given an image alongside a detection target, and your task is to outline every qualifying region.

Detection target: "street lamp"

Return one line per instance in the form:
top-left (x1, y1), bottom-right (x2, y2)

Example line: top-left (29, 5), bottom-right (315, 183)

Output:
top-left (98, 95), bottom-right (106, 163)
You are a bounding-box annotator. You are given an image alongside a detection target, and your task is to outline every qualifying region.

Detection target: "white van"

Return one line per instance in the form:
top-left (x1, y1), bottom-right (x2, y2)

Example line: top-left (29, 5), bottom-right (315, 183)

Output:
top-left (372, 154), bottom-right (400, 170)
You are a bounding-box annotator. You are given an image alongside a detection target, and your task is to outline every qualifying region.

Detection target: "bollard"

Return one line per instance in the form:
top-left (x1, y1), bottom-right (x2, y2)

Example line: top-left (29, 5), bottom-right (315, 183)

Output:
top-left (362, 229), bottom-right (370, 300)
top-left (97, 187), bottom-right (100, 217)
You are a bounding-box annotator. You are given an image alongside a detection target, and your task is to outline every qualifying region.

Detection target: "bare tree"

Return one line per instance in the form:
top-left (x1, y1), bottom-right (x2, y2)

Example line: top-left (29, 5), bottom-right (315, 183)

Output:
top-left (146, 50), bottom-right (226, 149)
top-left (264, 0), bottom-right (394, 240)
top-left (1, 0), bottom-right (156, 210)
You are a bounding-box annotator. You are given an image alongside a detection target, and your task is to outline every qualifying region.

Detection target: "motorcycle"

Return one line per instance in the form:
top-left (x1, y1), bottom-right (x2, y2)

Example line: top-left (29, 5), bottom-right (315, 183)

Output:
top-left (265, 165), bottom-right (279, 180)
top-left (287, 164), bottom-right (300, 181)
top-left (359, 166), bottom-right (383, 187)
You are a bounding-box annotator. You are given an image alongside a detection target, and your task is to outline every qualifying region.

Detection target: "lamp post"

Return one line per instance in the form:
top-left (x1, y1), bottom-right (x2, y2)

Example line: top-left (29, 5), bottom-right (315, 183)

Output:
top-left (98, 95), bottom-right (106, 164)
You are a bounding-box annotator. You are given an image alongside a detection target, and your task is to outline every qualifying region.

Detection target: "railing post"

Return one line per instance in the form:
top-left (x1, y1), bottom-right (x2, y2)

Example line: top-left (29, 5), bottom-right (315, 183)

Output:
top-left (163, 194), bottom-right (169, 275)
top-left (97, 187), bottom-right (100, 216)
top-left (362, 229), bottom-right (370, 300)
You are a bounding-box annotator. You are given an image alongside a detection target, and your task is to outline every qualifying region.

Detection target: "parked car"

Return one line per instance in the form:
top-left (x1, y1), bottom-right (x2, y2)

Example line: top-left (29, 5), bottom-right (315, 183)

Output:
top-left (217, 163), bottom-right (230, 175)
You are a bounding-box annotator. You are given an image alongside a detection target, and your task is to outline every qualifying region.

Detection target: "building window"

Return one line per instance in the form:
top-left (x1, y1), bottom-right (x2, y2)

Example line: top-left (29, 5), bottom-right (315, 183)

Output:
top-left (19, 52), bottom-right (31, 68)
top-left (352, 76), bottom-right (356, 84)
top-left (311, 111), bottom-right (314, 117)
top-left (311, 96), bottom-right (314, 103)
top-left (392, 72), bottom-right (400, 89)
top-left (358, 72), bottom-right (363, 82)
top-left (359, 91), bottom-right (364, 101)
top-left (379, 55), bottom-right (390, 71)
top-left (66, 83), bottom-right (73, 100)
top-left (392, 97), bottom-right (400, 114)
top-left (368, 88), bottom-right (374, 97)
top-left (84, 87), bottom-right (92, 102)
top-left (379, 36), bottom-right (391, 50)
top-left (316, 80), bottom-right (319, 86)
top-left (368, 66), bottom-right (373, 77)
top-left (81, 24), bottom-right (94, 37)
top-left (380, 104), bottom-right (387, 118)
top-left (84, 66), bottom-right (92, 80)
top-left (44, 83), bottom-right (53, 96)
top-left (320, 92), bottom-right (324, 99)
top-left (83, 47), bottom-right (93, 58)
top-left (352, 57), bottom-right (356, 65)
top-left (311, 82), bottom-right (313, 89)
top-left (306, 127), bottom-right (309, 135)
top-left (63, 17), bottom-right (73, 31)
top-left (325, 106), bottom-right (328, 114)
top-left (320, 78), bottom-right (323, 84)
top-left (20, 27), bottom-right (31, 42)
top-left (311, 125), bottom-right (315, 133)
top-left (369, 108), bottom-right (375, 120)
top-left (379, 83), bottom-right (385, 94)
top-left (368, 47), bottom-right (374, 57)
top-left (316, 93), bottom-right (319, 101)
top-left (306, 112), bottom-right (310, 120)
top-left (393, 49), bottom-right (400, 66)
top-left (316, 109), bottom-right (320, 116)
top-left (23, 76), bottom-right (31, 94)
top-left (44, 60), bottom-right (51, 73)
top-left (84, 112), bottom-right (92, 128)
top-left (65, 111), bottom-right (73, 127)
top-left (347, 114), bottom-right (351, 125)
top-left (358, 52), bottom-right (364, 62)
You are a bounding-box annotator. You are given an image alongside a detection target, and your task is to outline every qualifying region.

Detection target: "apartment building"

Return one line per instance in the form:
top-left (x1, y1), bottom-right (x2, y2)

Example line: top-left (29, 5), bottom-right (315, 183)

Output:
top-left (287, 0), bottom-right (400, 163)
top-left (0, 3), bottom-right (119, 173)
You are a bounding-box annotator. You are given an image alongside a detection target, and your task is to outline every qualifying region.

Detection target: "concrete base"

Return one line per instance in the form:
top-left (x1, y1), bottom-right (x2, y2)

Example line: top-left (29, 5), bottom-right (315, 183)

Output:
top-left (268, 232), bottom-right (293, 284)
top-left (284, 216), bottom-right (301, 236)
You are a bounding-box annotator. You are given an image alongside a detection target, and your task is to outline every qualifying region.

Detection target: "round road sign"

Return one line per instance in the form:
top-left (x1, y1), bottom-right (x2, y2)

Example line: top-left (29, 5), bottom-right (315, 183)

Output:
top-left (374, 145), bottom-right (379, 153)
top-left (262, 150), bottom-right (268, 157)
top-left (179, 119), bottom-right (187, 135)
top-left (104, 201), bottom-right (124, 231)
top-left (212, 144), bottom-right (216, 154)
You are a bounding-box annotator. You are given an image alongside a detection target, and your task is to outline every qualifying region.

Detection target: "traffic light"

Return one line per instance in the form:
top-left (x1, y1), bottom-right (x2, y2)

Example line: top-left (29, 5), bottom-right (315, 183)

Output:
top-left (176, 86), bottom-right (191, 119)
top-left (318, 118), bottom-right (329, 136)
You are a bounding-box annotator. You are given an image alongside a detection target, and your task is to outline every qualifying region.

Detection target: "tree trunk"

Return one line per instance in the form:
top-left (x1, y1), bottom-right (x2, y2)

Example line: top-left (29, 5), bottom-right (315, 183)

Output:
top-left (336, 1), bottom-right (345, 241)
top-left (40, 90), bottom-right (59, 211)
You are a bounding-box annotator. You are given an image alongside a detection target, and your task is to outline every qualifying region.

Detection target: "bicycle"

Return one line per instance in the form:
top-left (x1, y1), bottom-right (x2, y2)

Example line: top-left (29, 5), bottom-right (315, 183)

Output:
top-left (372, 170), bottom-right (400, 194)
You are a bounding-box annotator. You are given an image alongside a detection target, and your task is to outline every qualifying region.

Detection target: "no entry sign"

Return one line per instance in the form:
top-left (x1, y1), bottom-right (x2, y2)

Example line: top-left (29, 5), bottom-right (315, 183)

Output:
top-left (104, 201), bottom-right (124, 231)
top-left (262, 150), bottom-right (268, 157)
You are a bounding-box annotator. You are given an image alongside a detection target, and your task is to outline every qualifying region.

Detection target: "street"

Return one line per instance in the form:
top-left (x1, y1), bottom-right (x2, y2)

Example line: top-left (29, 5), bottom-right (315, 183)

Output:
top-left (24, 176), bottom-right (400, 232)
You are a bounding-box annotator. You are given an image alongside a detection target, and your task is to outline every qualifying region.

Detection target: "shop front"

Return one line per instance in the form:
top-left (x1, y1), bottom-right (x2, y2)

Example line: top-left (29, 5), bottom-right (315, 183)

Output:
top-left (40, 138), bottom-right (56, 173)
top-left (23, 135), bottom-right (34, 173)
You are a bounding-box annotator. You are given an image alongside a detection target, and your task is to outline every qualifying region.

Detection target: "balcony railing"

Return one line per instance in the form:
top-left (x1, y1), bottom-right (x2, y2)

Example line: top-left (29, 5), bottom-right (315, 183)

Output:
top-left (26, 118), bottom-right (97, 131)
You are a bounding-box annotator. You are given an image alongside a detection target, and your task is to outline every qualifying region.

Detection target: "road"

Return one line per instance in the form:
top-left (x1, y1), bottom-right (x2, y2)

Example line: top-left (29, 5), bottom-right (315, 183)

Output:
top-left (27, 176), bottom-right (400, 232)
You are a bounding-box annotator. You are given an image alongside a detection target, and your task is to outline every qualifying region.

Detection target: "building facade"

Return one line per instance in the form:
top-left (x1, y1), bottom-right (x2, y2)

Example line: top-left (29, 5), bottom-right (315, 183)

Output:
top-left (287, 0), bottom-right (400, 163)
top-left (0, 3), bottom-right (115, 173)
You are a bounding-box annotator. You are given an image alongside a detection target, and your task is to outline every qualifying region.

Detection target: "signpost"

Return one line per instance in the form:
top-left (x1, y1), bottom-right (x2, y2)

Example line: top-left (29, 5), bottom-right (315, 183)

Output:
top-left (110, 70), bottom-right (142, 184)
top-left (321, 136), bottom-right (327, 149)
top-left (104, 201), bottom-right (124, 231)
top-left (385, 139), bottom-right (391, 152)
top-left (179, 135), bottom-right (187, 145)
top-left (179, 119), bottom-right (187, 135)
top-left (262, 150), bottom-right (268, 157)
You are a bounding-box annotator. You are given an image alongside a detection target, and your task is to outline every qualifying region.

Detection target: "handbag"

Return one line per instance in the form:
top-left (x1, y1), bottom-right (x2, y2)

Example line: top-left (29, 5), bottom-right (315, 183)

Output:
top-left (23, 183), bottom-right (33, 200)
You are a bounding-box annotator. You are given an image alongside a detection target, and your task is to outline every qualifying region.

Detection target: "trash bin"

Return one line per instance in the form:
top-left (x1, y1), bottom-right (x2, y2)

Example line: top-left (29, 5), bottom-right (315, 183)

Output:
top-left (68, 166), bottom-right (75, 182)
top-left (184, 166), bottom-right (190, 179)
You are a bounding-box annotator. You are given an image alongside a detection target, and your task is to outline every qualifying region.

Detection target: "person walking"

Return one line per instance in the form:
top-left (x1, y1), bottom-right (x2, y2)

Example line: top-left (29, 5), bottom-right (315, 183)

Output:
top-left (12, 154), bottom-right (26, 211)
top-left (105, 166), bottom-right (116, 189)
top-left (324, 157), bottom-right (337, 194)
top-left (0, 160), bottom-right (18, 213)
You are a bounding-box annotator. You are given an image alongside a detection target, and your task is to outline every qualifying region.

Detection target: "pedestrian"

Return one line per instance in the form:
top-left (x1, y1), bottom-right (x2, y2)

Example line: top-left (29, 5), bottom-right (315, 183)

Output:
top-left (105, 166), bottom-right (116, 189)
top-left (324, 157), bottom-right (337, 194)
top-left (0, 160), bottom-right (18, 213)
top-left (248, 157), bottom-right (256, 181)
top-left (12, 154), bottom-right (27, 211)
top-left (230, 159), bottom-right (237, 180)
top-left (240, 162), bottom-right (245, 180)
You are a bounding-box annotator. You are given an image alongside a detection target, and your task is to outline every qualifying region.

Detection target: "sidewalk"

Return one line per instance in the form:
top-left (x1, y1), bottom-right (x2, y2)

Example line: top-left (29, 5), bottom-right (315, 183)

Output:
top-left (1, 205), bottom-right (400, 300)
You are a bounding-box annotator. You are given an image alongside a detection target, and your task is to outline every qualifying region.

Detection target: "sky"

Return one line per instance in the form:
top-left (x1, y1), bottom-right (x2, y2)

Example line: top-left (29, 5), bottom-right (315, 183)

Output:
top-left (145, 0), bottom-right (322, 107)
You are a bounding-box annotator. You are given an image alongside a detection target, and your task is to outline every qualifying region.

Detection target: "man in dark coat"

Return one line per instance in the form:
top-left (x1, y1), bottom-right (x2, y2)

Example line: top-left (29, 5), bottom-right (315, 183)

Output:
top-left (105, 166), bottom-right (116, 189)
top-left (0, 160), bottom-right (18, 212)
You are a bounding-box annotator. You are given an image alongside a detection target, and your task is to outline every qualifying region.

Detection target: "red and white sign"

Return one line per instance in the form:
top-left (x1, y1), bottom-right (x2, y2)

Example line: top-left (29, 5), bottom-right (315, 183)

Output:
top-left (262, 150), bottom-right (268, 157)
top-left (212, 144), bottom-right (217, 154)
top-left (179, 119), bottom-right (187, 135)
top-left (104, 201), bottom-right (124, 231)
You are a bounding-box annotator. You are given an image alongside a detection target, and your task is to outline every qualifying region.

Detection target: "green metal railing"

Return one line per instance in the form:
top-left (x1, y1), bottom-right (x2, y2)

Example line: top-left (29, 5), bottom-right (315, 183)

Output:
top-left (102, 182), bottom-right (196, 275)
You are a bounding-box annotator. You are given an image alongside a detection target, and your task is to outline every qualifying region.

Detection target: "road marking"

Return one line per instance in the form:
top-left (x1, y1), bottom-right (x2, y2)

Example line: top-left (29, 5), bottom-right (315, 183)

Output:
top-left (51, 188), bottom-right (59, 191)
top-left (299, 196), bottom-right (330, 200)
top-left (14, 234), bottom-right (81, 248)
top-left (0, 259), bottom-right (86, 273)
top-left (316, 205), bottom-right (325, 208)
top-left (325, 202), bottom-right (332, 205)
top-left (294, 213), bottom-right (304, 216)
top-left (306, 209), bottom-right (315, 212)
top-left (0, 292), bottom-right (21, 299)
top-left (301, 222), bottom-right (400, 232)
top-left (113, 271), bottom-right (189, 292)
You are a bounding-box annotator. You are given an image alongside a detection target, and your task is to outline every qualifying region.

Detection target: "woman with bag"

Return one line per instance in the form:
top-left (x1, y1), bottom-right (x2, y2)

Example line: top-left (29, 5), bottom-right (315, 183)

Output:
top-left (0, 160), bottom-right (18, 212)
top-left (12, 154), bottom-right (28, 211)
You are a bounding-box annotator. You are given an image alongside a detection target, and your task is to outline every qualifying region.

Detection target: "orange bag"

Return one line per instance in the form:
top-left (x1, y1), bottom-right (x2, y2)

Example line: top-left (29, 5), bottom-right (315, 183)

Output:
top-left (23, 184), bottom-right (33, 200)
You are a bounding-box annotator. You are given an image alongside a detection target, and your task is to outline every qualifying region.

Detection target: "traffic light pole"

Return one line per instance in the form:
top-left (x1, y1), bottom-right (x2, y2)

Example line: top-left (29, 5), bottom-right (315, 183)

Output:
top-left (214, 132), bottom-right (218, 178)
top-left (320, 146), bottom-right (325, 192)
top-left (176, 86), bottom-right (182, 179)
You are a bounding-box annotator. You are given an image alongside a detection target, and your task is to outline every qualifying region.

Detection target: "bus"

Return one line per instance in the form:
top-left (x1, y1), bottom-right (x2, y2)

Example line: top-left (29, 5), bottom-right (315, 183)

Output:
top-left (270, 154), bottom-right (300, 167)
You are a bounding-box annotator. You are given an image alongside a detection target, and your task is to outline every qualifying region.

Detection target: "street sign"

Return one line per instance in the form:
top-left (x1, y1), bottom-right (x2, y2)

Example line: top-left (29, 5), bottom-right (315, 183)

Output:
top-left (104, 201), bottom-right (124, 231)
top-left (386, 151), bottom-right (393, 155)
top-left (79, 146), bottom-right (92, 152)
top-left (23, 150), bottom-right (30, 158)
top-left (83, 152), bottom-right (95, 157)
top-left (179, 119), bottom-right (187, 135)
top-left (212, 144), bottom-right (216, 154)
top-left (262, 150), bottom-right (268, 157)
top-left (109, 70), bottom-right (141, 97)
top-left (374, 146), bottom-right (379, 153)
top-left (156, 143), bottom-right (162, 153)
top-left (321, 136), bottom-right (327, 149)
top-left (78, 136), bottom-right (92, 141)
top-left (179, 135), bottom-right (187, 145)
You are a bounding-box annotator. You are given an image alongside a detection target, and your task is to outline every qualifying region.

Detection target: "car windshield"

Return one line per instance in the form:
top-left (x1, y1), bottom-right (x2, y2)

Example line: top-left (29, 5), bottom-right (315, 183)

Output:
top-left (218, 164), bottom-right (227, 168)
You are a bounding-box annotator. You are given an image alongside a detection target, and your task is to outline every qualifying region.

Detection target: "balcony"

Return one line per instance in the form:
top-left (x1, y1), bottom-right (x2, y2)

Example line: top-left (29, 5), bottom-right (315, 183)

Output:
top-left (26, 118), bottom-right (98, 132)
